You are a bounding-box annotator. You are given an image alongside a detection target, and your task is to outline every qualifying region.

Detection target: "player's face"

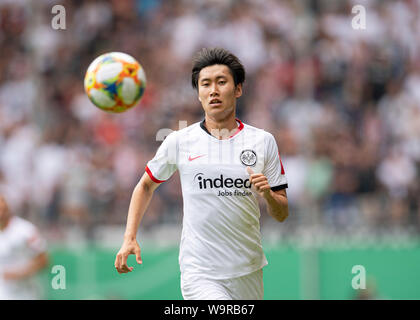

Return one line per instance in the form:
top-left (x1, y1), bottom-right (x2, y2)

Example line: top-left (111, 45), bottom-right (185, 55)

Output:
top-left (197, 64), bottom-right (242, 121)
top-left (0, 196), bottom-right (9, 228)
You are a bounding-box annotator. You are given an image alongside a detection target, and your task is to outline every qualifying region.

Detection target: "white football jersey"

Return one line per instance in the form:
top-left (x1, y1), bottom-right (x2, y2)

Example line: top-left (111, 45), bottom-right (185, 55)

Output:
top-left (146, 119), bottom-right (287, 279)
top-left (0, 216), bottom-right (47, 299)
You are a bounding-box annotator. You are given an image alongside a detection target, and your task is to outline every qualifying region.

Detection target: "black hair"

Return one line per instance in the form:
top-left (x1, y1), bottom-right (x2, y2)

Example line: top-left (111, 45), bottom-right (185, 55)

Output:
top-left (191, 47), bottom-right (245, 90)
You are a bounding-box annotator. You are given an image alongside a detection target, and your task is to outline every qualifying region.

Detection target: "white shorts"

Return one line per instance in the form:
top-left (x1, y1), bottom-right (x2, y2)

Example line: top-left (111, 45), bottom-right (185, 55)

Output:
top-left (181, 269), bottom-right (264, 300)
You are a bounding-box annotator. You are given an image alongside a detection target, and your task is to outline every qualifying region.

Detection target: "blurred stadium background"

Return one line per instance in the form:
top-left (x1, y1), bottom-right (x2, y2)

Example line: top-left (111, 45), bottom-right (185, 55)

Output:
top-left (1, 0), bottom-right (420, 299)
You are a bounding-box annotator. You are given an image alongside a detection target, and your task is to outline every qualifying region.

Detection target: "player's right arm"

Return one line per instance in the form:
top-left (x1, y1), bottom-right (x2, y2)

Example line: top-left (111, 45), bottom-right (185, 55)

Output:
top-left (114, 172), bottom-right (161, 274)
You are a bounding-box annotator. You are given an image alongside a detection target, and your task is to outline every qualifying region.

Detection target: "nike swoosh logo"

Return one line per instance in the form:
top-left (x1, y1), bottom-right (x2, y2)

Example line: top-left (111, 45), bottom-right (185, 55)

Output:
top-left (188, 154), bottom-right (206, 161)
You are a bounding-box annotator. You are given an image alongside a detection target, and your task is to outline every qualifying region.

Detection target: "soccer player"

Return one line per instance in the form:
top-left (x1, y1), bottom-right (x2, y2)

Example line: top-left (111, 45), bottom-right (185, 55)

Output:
top-left (0, 194), bottom-right (49, 300)
top-left (115, 48), bottom-right (288, 300)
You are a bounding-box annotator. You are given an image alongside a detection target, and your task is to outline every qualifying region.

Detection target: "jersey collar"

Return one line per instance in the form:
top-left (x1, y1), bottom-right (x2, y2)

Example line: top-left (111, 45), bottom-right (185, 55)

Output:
top-left (200, 118), bottom-right (244, 139)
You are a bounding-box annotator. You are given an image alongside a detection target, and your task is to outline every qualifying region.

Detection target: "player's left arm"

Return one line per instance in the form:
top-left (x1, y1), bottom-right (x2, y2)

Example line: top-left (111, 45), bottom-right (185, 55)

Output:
top-left (3, 252), bottom-right (49, 281)
top-left (247, 167), bottom-right (289, 222)
top-left (3, 230), bottom-right (49, 281)
top-left (263, 188), bottom-right (288, 222)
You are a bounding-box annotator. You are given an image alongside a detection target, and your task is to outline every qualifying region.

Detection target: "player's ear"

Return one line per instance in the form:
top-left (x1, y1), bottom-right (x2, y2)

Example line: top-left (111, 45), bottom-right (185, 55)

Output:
top-left (235, 83), bottom-right (242, 98)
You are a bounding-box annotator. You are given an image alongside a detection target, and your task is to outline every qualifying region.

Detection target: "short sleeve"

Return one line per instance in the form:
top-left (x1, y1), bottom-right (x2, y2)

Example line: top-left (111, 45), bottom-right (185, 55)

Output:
top-left (145, 131), bottom-right (178, 183)
top-left (262, 133), bottom-right (288, 191)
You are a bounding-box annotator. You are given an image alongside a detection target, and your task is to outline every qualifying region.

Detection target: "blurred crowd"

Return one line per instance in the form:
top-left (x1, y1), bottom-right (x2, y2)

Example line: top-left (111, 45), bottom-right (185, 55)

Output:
top-left (0, 0), bottom-right (420, 242)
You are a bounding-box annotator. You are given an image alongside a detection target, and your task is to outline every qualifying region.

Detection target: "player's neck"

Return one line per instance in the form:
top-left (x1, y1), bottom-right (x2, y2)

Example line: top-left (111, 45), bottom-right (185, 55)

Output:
top-left (204, 115), bottom-right (238, 140)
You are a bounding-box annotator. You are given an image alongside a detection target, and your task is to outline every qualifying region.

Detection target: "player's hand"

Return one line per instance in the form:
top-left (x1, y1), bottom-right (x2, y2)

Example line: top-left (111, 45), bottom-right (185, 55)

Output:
top-left (114, 239), bottom-right (142, 274)
top-left (247, 167), bottom-right (271, 198)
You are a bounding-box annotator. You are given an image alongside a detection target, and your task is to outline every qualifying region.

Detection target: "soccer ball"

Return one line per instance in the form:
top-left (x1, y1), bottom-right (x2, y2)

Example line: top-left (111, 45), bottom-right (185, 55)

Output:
top-left (84, 52), bottom-right (146, 113)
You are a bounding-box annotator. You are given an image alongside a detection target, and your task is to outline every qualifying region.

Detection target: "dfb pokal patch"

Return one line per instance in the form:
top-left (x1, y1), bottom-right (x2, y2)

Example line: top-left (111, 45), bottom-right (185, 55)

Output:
top-left (240, 149), bottom-right (257, 167)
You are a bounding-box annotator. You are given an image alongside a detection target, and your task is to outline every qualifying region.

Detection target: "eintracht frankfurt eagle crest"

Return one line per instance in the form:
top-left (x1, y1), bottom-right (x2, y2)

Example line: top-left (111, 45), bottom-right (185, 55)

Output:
top-left (240, 149), bottom-right (257, 167)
